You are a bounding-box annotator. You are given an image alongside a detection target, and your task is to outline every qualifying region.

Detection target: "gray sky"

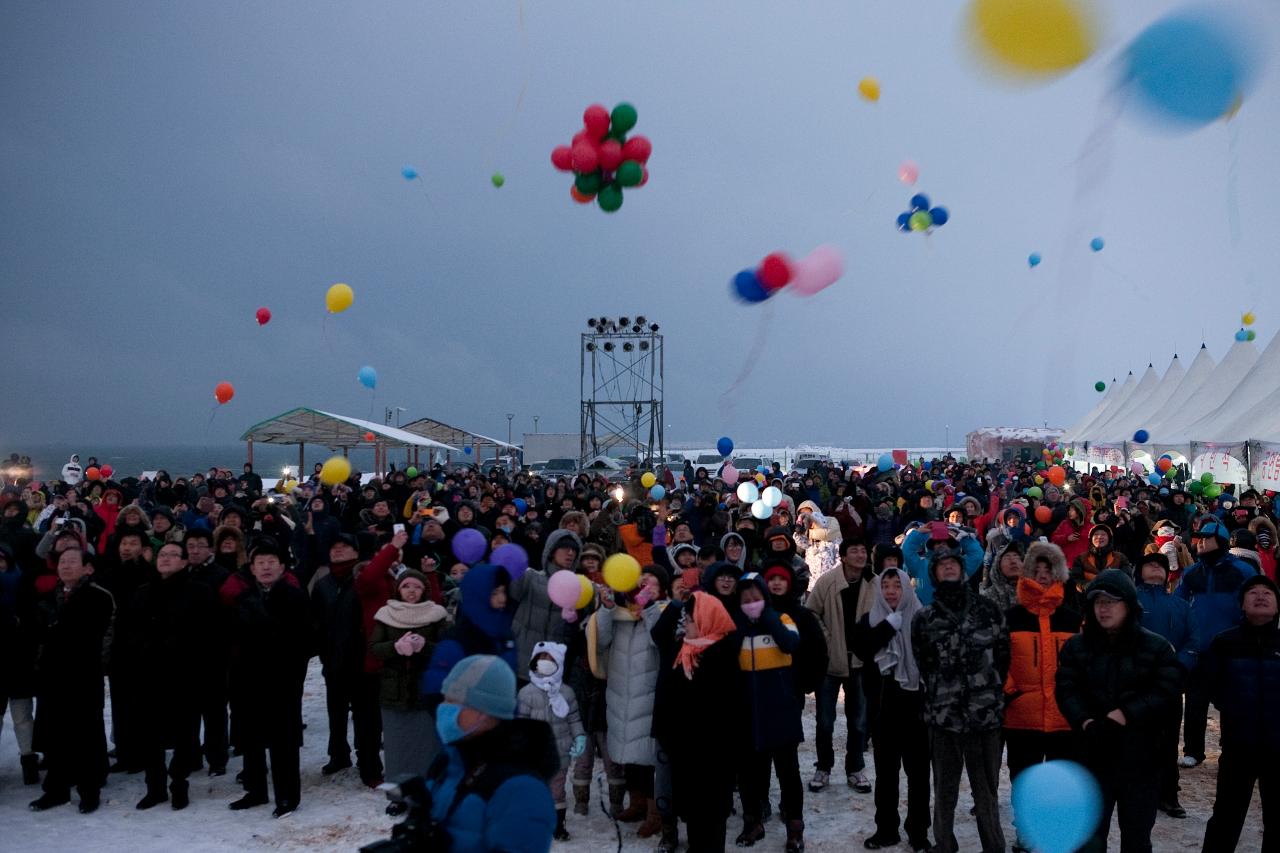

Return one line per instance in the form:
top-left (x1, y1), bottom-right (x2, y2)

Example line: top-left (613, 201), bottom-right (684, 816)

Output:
top-left (2, 0), bottom-right (1277, 449)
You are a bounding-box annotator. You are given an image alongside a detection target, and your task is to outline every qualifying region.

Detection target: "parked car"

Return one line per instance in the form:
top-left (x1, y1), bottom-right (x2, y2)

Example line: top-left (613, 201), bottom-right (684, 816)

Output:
top-left (734, 456), bottom-right (767, 474)
top-left (580, 455), bottom-right (629, 483)
top-left (791, 452), bottom-right (831, 475)
top-left (525, 461), bottom-right (548, 476)
top-left (540, 458), bottom-right (579, 480)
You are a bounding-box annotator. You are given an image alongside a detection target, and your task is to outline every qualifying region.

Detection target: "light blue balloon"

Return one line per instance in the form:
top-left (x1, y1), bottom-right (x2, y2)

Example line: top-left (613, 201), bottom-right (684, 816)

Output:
top-left (1012, 761), bottom-right (1101, 853)
top-left (1126, 13), bottom-right (1251, 126)
top-left (877, 453), bottom-right (893, 473)
top-left (1028, 252), bottom-right (1042, 268)
top-left (1148, 472), bottom-right (1162, 486)
top-left (1236, 329), bottom-right (1249, 342)
top-left (401, 166), bottom-right (418, 180)
top-left (358, 365), bottom-right (377, 389)
top-left (649, 485), bottom-right (666, 501)
top-left (1090, 237), bottom-right (1105, 252)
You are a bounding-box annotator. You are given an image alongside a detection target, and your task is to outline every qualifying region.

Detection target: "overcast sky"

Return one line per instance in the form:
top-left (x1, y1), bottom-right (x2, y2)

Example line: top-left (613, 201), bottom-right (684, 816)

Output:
top-left (2, 0), bottom-right (1277, 449)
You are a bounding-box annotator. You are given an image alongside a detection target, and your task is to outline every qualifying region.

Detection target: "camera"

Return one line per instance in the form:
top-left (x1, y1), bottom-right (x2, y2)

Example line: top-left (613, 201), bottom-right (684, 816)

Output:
top-left (360, 776), bottom-right (450, 853)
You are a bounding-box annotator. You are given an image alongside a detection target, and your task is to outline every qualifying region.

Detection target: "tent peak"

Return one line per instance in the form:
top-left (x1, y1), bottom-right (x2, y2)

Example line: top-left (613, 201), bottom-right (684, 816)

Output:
top-left (1201, 342), bottom-right (1207, 349)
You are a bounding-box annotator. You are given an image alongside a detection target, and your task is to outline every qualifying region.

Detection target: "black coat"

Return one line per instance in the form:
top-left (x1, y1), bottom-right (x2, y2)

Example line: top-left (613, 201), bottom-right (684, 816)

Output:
top-left (310, 570), bottom-right (365, 679)
top-left (1203, 617), bottom-right (1280, 755)
top-left (229, 579), bottom-right (313, 713)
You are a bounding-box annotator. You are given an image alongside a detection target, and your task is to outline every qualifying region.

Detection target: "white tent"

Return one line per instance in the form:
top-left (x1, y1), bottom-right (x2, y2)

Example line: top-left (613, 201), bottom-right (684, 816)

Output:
top-left (1098, 354), bottom-right (1185, 445)
top-left (1081, 362), bottom-right (1161, 443)
top-left (1064, 371), bottom-right (1136, 444)
top-left (1062, 378), bottom-right (1118, 441)
top-left (1147, 339), bottom-right (1258, 448)
top-left (1177, 331), bottom-right (1280, 443)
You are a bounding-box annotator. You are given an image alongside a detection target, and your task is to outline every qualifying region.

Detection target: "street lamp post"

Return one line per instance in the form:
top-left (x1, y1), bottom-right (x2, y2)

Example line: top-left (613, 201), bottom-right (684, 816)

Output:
top-left (506, 413), bottom-right (514, 446)
top-left (945, 424), bottom-right (950, 453)
top-left (533, 415), bottom-right (540, 434)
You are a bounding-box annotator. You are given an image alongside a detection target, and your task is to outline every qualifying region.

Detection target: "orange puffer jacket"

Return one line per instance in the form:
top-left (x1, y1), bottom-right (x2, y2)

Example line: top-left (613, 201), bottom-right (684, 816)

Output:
top-left (1003, 578), bottom-right (1082, 732)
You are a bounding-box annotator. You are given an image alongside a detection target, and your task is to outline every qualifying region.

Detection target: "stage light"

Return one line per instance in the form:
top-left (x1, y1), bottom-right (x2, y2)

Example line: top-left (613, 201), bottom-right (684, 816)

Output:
top-left (649, 323), bottom-right (660, 332)
top-left (585, 342), bottom-right (595, 351)
top-left (588, 318), bottom-right (598, 328)
top-left (639, 341), bottom-right (649, 351)
top-left (603, 342), bottom-right (614, 352)
top-left (636, 315), bottom-right (647, 325)
top-left (623, 342), bottom-right (634, 352)
top-left (619, 316), bottom-right (630, 327)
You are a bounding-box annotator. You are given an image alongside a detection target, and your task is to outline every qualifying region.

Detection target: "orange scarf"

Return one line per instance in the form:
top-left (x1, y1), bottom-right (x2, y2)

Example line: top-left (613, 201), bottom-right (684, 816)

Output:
top-left (674, 592), bottom-right (736, 679)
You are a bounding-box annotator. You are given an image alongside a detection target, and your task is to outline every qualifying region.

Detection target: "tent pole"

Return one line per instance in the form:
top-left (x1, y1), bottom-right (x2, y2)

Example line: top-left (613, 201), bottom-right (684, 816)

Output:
top-left (298, 443), bottom-right (305, 476)
top-left (246, 436), bottom-right (254, 466)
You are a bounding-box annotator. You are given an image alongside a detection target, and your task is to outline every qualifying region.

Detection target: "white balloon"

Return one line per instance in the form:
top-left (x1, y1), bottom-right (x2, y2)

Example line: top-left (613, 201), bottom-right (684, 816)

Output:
top-left (737, 482), bottom-right (760, 503)
top-left (751, 499), bottom-right (771, 520)
top-left (762, 486), bottom-right (783, 508)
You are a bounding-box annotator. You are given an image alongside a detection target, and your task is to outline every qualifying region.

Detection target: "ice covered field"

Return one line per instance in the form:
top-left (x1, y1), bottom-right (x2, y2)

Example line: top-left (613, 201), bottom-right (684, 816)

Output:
top-left (0, 658), bottom-right (1260, 851)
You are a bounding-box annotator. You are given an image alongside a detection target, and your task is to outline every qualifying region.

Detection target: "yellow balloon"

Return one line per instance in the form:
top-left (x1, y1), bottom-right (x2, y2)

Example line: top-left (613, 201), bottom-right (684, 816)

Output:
top-left (603, 553), bottom-right (641, 593)
top-left (1034, 474), bottom-right (1045, 485)
top-left (326, 282), bottom-right (354, 313)
top-left (969, 0), bottom-right (1096, 76)
top-left (575, 575), bottom-right (594, 609)
top-left (320, 456), bottom-right (351, 486)
top-left (640, 472), bottom-right (656, 489)
top-left (1243, 311), bottom-right (1256, 326)
top-left (857, 76), bottom-right (880, 102)
top-left (280, 478), bottom-right (298, 494)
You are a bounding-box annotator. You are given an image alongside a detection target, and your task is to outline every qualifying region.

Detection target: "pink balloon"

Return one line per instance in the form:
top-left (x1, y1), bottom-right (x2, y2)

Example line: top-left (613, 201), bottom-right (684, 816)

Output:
top-left (1129, 460), bottom-right (1144, 476)
top-left (721, 465), bottom-right (739, 485)
top-left (548, 570), bottom-right (581, 609)
top-left (789, 245), bottom-right (845, 297)
top-left (898, 160), bottom-right (919, 185)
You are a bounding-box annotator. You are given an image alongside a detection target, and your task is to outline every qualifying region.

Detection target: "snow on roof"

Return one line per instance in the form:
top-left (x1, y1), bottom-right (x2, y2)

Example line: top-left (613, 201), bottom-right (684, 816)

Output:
top-left (967, 427), bottom-right (1064, 440)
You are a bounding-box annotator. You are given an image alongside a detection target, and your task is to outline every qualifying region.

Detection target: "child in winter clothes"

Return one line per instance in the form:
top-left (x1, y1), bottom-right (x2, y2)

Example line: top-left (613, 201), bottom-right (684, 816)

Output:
top-left (1050, 499), bottom-right (1093, 567)
top-left (518, 641), bottom-right (585, 841)
top-left (1249, 516), bottom-right (1278, 581)
top-left (1144, 519), bottom-right (1193, 591)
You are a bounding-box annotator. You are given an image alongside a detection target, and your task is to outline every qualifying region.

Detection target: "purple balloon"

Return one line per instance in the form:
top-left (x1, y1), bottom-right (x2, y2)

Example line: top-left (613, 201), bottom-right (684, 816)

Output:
top-left (452, 528), bottom-right (487, 564)
top-left (490, 543), bottom-right (530, 582)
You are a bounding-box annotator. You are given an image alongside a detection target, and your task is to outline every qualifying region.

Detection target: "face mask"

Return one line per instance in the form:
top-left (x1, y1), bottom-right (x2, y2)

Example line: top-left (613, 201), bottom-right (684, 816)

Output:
top-left (534, 659), bottom-right (558, 676)
top-left (741, 600), bottom-right (766, 620)
top-left (1156, 527), bottom-right (1174, 538)
top-left (499, 525), bottom-right (513, 534)
top-left (435, 703), bottom-right (473, 744)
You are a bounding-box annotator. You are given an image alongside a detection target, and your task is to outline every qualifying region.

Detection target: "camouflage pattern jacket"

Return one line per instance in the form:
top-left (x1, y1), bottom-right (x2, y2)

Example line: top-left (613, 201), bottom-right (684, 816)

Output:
top-left (911, 583), bottom-right (1010, 733)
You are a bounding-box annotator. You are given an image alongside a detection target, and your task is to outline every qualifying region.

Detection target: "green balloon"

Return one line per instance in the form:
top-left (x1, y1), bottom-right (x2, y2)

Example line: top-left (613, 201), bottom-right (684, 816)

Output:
top-left (1205, 484), bottom-right (1222, 498)
top-left (597, 183), bottom-right (624, 213)
top-left (610, 102), bottom-right (638, 135)
top-left (1188, 480), bottom-right (1203, 495)
top-left (1200, 472), bottom-right (1215, 485)
top-left (1026, 486), bottom-right (1043, 499)
top-left (1094, 381), bottom-right (1106, 392)
top-left (909, 210), bottom-right (932, 231)
top-left (1035, 461), bottom-right (1046, 470)
top-left (490, 172), bottom-right (505, 188)
top-left (406, 467), bottom-right (419, 478)
top-left (1163, 467), bottom-right (1175, 478)
top-left (1247, 329), bottom-right (1257, 341)
top-left (575, 171), bottom-right (603, 194)
top-left (616, 160), bottom-right (643, 187)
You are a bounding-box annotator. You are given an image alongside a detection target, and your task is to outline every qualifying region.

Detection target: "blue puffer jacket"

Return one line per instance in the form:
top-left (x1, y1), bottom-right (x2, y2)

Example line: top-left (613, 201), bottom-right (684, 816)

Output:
top-left (903, 527), bottom-right (983, 605)
top-left (1136, 582), bottom-right (1200, 673)
top-left (1203, 618), bottom-right (1280, 755)
top-left (422, 564), bottom-right (517, 697)
top-left (1174, 549), bottom-right (1256, 655)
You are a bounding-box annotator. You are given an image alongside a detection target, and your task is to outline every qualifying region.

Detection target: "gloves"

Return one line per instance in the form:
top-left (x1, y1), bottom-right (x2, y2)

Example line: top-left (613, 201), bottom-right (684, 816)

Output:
top-left (406, 632), bottom-right (426, 652)
top-left (570, 734), bottom-right (587, 760)
top-left (885, 611), bottom-right (904, 631)
top-left (393, 634), bottom-right (416, 656)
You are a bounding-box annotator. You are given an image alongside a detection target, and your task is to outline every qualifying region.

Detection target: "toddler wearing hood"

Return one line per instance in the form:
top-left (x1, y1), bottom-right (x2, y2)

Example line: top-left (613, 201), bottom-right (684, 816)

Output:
top-left (517, 641), bottom-right (585, 841)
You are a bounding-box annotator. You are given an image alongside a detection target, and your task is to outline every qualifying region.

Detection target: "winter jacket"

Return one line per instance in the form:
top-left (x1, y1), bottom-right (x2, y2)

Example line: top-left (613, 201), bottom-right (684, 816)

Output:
top-left (902, 527), bottom-right (983, 605)
top-left (793, 506), bottom-right (841, 583)
top-left (1070, 548), bottom-right (1132, 590)
top-left (426, 719), bottom-right (558, 853)
top-left (805, 568), bottom-right (875, 677)
top-left (1174, 548), bottom-right (1257, 655)
top-left (228, 578), bottom-right (314, 706)
top-left (1003, 578), bottom-right (1081, 733)
top-left (735, 601), bottom-right (803, 751)
top-left (311, 568), bottom-right (365, 680)
top-left (353, 543), bottom-right (403, 673)
top-left (1050, 517), bottom-right (1094, 567)
top-left (0, 552), bottom-right (38, 700)
top-left (771, 587), bottom-right (828, 695)
top-left (1202, 617), bottom-right (1280, 755)
top-left (1135, 582), bottom-right (1199, 673)
top-left (1143, 539), bottom-right (1193, 590)
top-left (911, 583), bottom-right (1009, 733)
top-left (510, 529), bottom-right (583, 671)
top-left (369, 607), bottom-right (450, 711)
top-left (423, 564), bottom-right (518, 697)
top-left (1249, 516), bottom-right (1278, 581)
top-left (595, 602), bottom-right (663, 765)
top-left (517, 681), bottom-right (584, 763)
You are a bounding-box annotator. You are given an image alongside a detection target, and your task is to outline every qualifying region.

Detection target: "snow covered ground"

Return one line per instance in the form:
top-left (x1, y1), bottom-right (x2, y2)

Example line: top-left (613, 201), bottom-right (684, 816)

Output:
top-left (0, 659), bottom-right (1261, 851)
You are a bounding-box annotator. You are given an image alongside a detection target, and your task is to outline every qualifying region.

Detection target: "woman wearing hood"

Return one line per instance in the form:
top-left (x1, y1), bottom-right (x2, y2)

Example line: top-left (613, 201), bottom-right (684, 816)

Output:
top-left (517, 641), bottom-right (585, 841)
top-left (1003, 542), bottom-right (1083, 852)
top-left (1070, 524), bottom-right (1132, 593)
top-left (983, 506), bottom-right (1030, 573)
top-left (422, 563), bottom-right (518, 698)
top-left (980, 541), bottom-right (1025, 614)
top-left (720, 531), bottom-right (750, 572)
top-left (793, 502), bottom-right (841, 584)
top-left (850, 568), bottom-right (930, 852)
top-left (369, 569), bottom-right (451, 810)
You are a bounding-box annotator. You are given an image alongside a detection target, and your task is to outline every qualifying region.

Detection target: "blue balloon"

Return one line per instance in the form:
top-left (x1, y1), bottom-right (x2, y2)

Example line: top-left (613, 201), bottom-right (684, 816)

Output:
top-left (929, 207), bottom-right (949, 226)
top-left (1148, 472), bottom-right (1162, 486)
top-left (922, 460), bottom-right (932, 471)
top-left (731, 269), bottom-right (770, 304)
top-left (1126, 13), bottom-right (1251, 126)
top-left (877, 453), bottom-right (893, 473)
top-left (909, 193), bottom-right (930, 211)
top-left (358, 365), bottom-right (377, 389)
top-left (1012, 761), bottom-right (1101, 853)
top-left (401, 166), bottom-right (419, 180)
top-left (512, 498), bottom-right (528, 515)
top-left (464, 446), bottom-right (473, 455)
top-left (1236, 329), bottom-right (1249, 342)
top-left (717, 436), bottom-right (734, 457)
top-left (896, 212), bottom-right (912, 232)
top-left (650, 485), bottom-right (666, 501)
top-left (1028, 252), bottom-right (1042, 268)
top-left (1090, 237), bottom-right (1105, 252)
top-left (1133, 429), bottom-right (1149, 444)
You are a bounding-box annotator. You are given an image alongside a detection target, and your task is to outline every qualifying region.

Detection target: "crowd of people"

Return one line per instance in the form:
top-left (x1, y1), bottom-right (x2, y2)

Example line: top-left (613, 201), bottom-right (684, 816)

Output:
top-left (0, 451), bottom-right (1277, 853)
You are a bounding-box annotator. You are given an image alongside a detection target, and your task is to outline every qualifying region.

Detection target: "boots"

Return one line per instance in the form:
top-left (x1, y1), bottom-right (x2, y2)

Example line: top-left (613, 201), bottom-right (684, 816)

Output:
top-left (21, 754), bottom-right (40, 786)
top-left (637, 799), bottom-right (662, 838)
top-left (657, 816), bottom-right (680, 853)
top-left (554, 808), bottom-right (571, 841)
top-left (785, 820), bottom-right (805, 853)
top-left (609, 783), bottom-right (628, 819)
top-left (735, 817), bottom-right (766, 848)
top-left (574, 783), bottom-right (591, 817)
top-left (171, 780), bottom-right (190, 811)
top-left (136, 787), bottom-right (168, 810)
top-left (616, 789), bottom-right (647, 822)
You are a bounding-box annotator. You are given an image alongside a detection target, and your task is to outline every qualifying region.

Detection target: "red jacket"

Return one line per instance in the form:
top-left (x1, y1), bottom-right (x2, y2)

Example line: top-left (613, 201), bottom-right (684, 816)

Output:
top-left (354, 543), bottom-right (401, 673)
top-left (1051, 519), bottom-right (1094, 567)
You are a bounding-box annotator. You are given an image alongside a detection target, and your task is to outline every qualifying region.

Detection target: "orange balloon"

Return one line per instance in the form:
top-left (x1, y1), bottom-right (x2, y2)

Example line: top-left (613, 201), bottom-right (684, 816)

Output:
top-left (364, 431), bottom-right (376, 441)
top-left (214, 381), bottom-right (235, 405)
top-left (1035, 505), bottom-right (1052, 524)
top-left (570, 186), bottom-right (595, 204)
top-left (85, 466), bottom-right (101, 482)
top-left (1047, 465), bottom-right (1066, 487)
top-left (1157, 458), bottom-right (1172, 472)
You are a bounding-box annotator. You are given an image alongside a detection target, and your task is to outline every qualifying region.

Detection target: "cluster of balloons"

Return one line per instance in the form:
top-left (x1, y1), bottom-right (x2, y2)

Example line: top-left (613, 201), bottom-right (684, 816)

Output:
top-left (550, 103), bottom-right (652, 213)
top-left (640, 471), bottom-right (665, 501)
top-left (358, 366), bottom-right (377, 390)
top-left (968, 0), bottom-right (1097, 79)
top-left (84, 464), bottom-right (115, 482)
top-left (548, 569), bottom-right (595, 620)
top-left (326, 283), bottom-right (354, 313)
top-left (320, 456), bottom-right (351, 486)
top-left (737, 481), bottom-right (783, 520)
top-left (896, 193), bottom-right (949, 234)
top-left (256, 307), bottom-right (272, 325)
top-left (1190, 471), bottom-right (1223, 499)
top-left (214, 382), bottom-right (235, 405)
top-left (731, 246), bottom-right (845, 303)
top-left (1235, 312), bottom-right (1258, 343)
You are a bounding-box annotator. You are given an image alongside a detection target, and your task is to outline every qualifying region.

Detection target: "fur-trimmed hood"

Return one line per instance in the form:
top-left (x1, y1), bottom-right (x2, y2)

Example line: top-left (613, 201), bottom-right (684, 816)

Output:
top-left (1023, 540), bottom-right (1069, 583)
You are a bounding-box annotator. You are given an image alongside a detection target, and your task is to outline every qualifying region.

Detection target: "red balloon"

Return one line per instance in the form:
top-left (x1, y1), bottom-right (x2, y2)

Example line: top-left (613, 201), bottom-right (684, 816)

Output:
top-left (363, 431), bottom-right (376, 441)
top-left (1035, 505), bottom-right (1052, 524)
top-left (621, 135), bottom-right (652, 164)
top-left (570, 142), bottom-right (599, 173)
top-left (758, 252), bottom-right (794, 290)
top-left (214, 381), bottom-right (235, 405)
top-left (569, 186), bottom-right (595, 204)
top-left (85, 467), bottom-right (101, 482)
top-left (583, 104), bottom-right (611, 140)
top-left (255, 306), bottom-right (271, 325)
top-left (550, 145), bottom-right (573, 172)
top-left (598, 140), bottom-right (624, 172)
top-left (1157, 457), bottom-right (1172, 472)
top-left (100, 464), bottom-right (114, 479)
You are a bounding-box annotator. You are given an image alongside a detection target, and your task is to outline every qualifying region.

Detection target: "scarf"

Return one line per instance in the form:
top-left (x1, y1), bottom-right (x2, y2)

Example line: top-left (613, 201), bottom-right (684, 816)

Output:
top-left (373, 598), bottom-right (449, 630)
top-left (329, 558), bottom-right (358, 581)
top-left (868, 568), bottom-right (923, 691)
top-left (529, 641), bottom-right (570, 718)
top-left (674, 592), bottom-right (736, 679)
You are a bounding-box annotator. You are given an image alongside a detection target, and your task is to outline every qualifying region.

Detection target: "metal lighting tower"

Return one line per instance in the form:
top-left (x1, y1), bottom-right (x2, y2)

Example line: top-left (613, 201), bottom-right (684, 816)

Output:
top-left (580, 316), bottom-right (664, 466)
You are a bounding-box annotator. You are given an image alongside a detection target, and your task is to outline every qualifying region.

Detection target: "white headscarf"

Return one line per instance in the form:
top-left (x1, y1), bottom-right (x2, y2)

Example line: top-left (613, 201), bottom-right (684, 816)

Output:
top-left (868, 567), bottom-right (923, 692)
top-left (529, 640), bottom-right (570, 718)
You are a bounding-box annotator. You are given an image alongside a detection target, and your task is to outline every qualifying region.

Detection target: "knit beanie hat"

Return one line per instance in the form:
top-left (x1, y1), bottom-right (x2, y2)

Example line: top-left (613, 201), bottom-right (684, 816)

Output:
top-left (396, 569), bottom-right (430, 597)
top-left (442, 654), bottom-right (517, 720)
top-left (1240, 574), bottom-right (1279, 603)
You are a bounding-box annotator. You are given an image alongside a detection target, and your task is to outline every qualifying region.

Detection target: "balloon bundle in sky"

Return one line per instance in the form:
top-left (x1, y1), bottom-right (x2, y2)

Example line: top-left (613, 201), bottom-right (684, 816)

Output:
top-left (731, 247), bottom-right (845, 304)
top-left (550, 103), bottom-right (652, 213)
top-left (896, 193), bottom-right (949, 234)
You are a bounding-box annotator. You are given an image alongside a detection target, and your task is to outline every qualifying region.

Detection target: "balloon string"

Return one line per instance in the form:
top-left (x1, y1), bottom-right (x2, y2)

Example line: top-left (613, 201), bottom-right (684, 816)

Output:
top-left (1226, 119), bottom-right (1241, 245)
top-left (718, 301), bottom-right (775, 423)
top-left (482, 0), bottom-right (531, 172)
top-left (203, 405), bottom-right (219, 458)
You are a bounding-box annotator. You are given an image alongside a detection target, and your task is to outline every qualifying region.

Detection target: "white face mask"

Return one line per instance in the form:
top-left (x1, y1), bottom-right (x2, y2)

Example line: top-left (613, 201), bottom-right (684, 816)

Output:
top-left (534, 659), bottom-right (558, 677)
top-left (1157, 527), bottom-right (1175, 538)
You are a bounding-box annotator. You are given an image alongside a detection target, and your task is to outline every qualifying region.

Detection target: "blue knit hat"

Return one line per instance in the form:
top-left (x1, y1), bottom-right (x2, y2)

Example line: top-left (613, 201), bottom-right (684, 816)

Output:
top-left (442, 654), bottom-right (517, 720)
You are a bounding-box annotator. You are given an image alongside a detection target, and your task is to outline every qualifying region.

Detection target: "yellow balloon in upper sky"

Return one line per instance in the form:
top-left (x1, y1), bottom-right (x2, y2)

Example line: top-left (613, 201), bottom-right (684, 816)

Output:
top-left (969, 0), bottom-right (1097, 77)
top-left (326, 282), bottom-right (354, 313)
top-left (857, 77), bottom-right (881, 102)
top-left (1243, 311), bottom-right (1256, 326)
